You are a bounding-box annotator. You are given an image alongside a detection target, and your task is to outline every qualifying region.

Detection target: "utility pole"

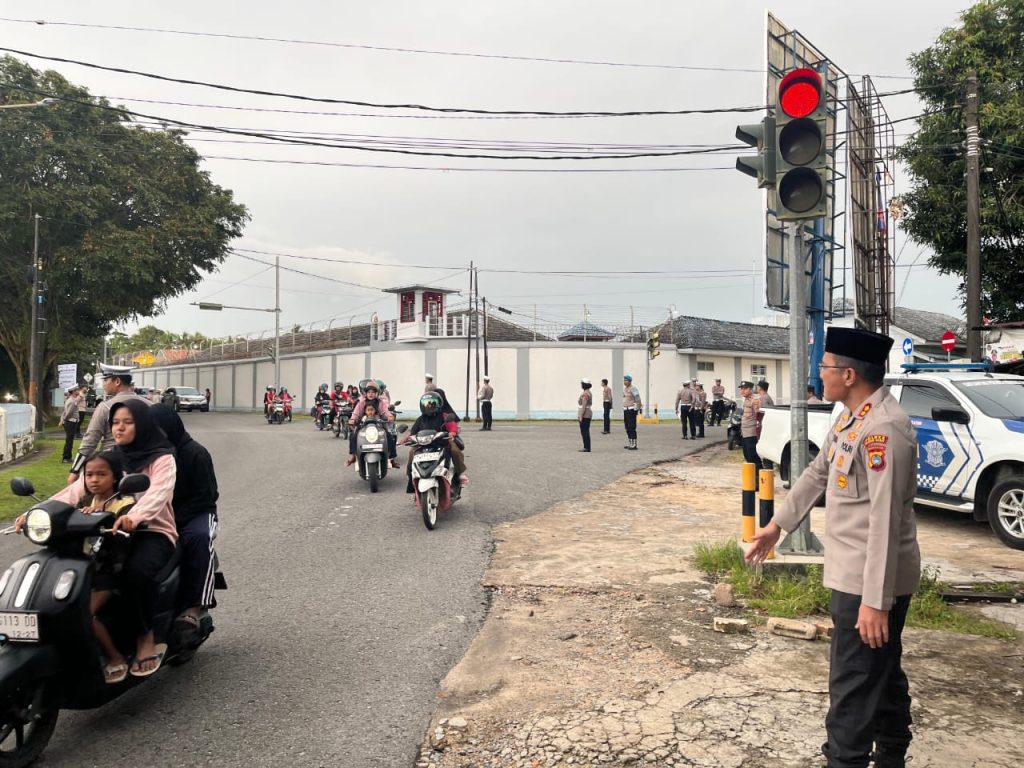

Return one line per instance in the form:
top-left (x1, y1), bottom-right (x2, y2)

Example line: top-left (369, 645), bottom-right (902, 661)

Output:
top-left (965, 71), bottom-right (982, 362)
top-left (274, 256), bottom-right (281, 390)
top-left (474, 266), bottom-right (481, 421)
top-left (27, 213), bottom-right (43, 431)
top-left (464, 262), bottom-right (473, 420)
top-left (482, 297), bottom-right (489, 377)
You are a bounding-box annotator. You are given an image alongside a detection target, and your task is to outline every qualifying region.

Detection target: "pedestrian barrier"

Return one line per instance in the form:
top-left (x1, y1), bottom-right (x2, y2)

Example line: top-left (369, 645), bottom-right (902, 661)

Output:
top-left (758, 468), bottom-right (776, 560)
top-left (741, 461), bottom-right (756, 542)
top-left (637, 402), bottom-right (660, 424)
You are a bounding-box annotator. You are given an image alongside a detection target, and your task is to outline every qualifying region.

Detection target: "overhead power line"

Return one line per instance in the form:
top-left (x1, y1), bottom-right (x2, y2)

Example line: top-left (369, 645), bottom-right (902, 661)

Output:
top-left (0, 47), bottom-right (769, 117)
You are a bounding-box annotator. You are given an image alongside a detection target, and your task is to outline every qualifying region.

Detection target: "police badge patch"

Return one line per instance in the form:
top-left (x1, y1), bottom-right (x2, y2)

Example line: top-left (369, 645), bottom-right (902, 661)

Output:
top-left (864, 434), bottom-right (889, 472)
top-left (924, 439), bottom-right (947, 468)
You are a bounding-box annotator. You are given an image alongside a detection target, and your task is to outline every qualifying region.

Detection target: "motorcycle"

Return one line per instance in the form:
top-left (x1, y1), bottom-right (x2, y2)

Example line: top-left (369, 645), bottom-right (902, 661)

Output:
top-left (726, 401), bottom-right (742, 450)
top-left (333, 401), bottom-right (353, 440)
top-left (267, 398), bottom-right (286, 425)
top-left (314, 401), bottom-right (332, 431)
top-left (0, 474), bottom-right (225, 766)
top-left (409, 429), bottom-right (462, 530)
top-left (352, 417), bottom-right (393, 493)
top-left (707, 397), bottom-right (736, 427)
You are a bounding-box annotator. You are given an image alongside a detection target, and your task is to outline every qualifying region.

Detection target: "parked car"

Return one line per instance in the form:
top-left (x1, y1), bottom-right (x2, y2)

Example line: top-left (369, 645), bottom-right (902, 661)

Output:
top-left (758, 364), bottom-right (1024, 550)
top-left (164, 385), bottom-right (209, 412)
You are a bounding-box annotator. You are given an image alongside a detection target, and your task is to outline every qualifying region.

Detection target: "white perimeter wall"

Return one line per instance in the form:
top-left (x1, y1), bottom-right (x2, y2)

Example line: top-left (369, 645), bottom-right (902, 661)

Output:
top-left (133, 342), bottom-right (790, 418)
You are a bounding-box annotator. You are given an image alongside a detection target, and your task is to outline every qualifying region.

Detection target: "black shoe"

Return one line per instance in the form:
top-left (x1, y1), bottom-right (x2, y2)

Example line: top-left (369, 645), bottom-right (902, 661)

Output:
top-left (600, 430), bottom-right (610, 434)
top-left (579, 449), bottom-right (591, 452)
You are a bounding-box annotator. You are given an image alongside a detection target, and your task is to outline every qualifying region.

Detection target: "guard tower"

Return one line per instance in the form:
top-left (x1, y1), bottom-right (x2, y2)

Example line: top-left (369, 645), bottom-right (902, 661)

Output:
top-left (383, 285), bottom-right (459, 342)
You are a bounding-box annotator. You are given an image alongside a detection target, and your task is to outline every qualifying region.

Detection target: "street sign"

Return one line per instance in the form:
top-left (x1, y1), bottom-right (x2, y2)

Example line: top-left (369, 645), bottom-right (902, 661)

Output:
top-left (83, 373), bottom-right (93, 384)
top-left (941, 331), bottom-right (956, 352)
top-left (902, 338), bottom-right (914, 356)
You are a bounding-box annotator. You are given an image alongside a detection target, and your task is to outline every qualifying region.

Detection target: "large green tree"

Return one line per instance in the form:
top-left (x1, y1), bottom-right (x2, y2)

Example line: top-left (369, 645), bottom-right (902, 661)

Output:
top-left (0, 56), bottom-right (248, 403)
top-left (899, 0), bottom-right (1024, 321)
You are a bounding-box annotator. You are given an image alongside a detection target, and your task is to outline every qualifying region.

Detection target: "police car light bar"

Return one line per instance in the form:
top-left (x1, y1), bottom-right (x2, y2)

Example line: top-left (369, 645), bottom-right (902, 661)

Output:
top-left (899, 362), bottom-right (993, 372)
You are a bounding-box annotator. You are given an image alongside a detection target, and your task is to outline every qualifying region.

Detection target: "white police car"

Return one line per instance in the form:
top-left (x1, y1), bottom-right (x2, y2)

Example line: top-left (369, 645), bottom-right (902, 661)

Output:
top-left (886, 364), bottom-right (1024, 550)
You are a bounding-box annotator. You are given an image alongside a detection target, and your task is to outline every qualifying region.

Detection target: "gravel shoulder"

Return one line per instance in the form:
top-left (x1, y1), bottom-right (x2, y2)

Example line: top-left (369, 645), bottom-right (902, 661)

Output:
top-left (418, 445), bottom-right (1024, 768)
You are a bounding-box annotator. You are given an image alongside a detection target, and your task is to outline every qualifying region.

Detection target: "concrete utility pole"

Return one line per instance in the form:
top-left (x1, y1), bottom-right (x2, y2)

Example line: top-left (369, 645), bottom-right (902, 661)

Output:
top-left (274, 256), bottom-right (281, 391)
top-left (965, 72), bottom-right (982, 362)
top-left (28, 213), bottom-right (43, 431)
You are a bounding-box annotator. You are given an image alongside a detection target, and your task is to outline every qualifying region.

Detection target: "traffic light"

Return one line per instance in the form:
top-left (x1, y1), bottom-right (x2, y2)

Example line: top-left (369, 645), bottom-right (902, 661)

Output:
top-left (264, 344), bottom-right (276, 362)
top-left (647, 330), bottom-right (660, 360)
top-left (774, 67), bottom-right (828, 220)
top-left (735, 115), bottom-right (776, 188)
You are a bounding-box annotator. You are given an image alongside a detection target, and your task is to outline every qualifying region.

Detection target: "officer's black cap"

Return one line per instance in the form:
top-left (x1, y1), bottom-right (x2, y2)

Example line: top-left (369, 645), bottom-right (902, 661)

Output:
top-left (825, 327), bottom-right (893, 365)
top-left (739, 380), bottom-right (754, 389)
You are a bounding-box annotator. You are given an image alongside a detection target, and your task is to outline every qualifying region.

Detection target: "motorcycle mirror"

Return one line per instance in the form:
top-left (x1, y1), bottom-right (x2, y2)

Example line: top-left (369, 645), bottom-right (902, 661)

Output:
top-left (397, 424), bottom-right (409, 433)
top-left (393, 400), bottom-right (402, 406)
top-left (118, 473), bottom-right (151, 495)
top-left (9, 477), bottom-right (35, 497)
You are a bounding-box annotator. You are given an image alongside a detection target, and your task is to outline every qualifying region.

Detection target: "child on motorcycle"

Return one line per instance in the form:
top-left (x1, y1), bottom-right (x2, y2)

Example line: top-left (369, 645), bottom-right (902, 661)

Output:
top-left (346, 381), bottom-right (399, 468)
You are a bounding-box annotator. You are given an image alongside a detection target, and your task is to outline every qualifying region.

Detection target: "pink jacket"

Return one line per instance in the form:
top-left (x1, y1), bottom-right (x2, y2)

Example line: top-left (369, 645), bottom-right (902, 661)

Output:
top-left (350, 395), bottom-right (391, 423)
top-left (52, 454), bottom-right (179, 545)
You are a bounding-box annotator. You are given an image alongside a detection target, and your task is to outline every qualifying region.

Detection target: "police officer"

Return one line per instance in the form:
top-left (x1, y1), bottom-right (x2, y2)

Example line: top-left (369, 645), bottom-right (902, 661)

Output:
top-left (621, 374), bottom-right (642, 450)
top-left (58, 384), bottom-right (82, 463)
top-left (747, 327), bottom-right (920, 768)
top-left (478, 375), bottom-right (494, 430)
top-left (424, 373), bottom-right (437, 393)
top-left (738, 380), bottom-right (762, 469)
top-left (68, 364), bottom-right (150, 483)
top-left (674, 380), bottom-right (694, 440)
top-left (691, 383), bottom-right (707, 438)
top-left (710, 378), bottom-right (726, 425)
top-left (600, 378), bottom-right (613, 434)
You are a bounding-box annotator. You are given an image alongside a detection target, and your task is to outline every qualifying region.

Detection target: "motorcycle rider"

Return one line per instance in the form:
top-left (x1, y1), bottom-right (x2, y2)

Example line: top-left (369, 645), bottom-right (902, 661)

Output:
top-left (329, 381), bottom-right (348, 425)
top-left (263, 385), bottom-right (276, 418)
top-left (346, 381), bottom-right (398, 468)
top-left (401, 391), bottom-right (467, 489)
top-left (313, 383), bottom-right (331, 425)
top-left (279, 387), bottom-right (294, 421)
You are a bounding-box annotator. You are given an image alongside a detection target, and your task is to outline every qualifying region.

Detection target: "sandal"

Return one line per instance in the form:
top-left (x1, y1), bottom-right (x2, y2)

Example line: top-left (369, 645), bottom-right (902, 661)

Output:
top-left (104, 662), bottom-right (129, 685)
top-left (129, 643), bottom-right (167, 678)
top-left (390, 459), bottom-right (401, 469)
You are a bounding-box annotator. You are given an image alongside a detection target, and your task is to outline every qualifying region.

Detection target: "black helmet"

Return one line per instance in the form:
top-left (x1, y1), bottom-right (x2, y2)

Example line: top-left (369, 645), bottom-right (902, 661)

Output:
top-left (420, 392), bottom-right (442, 416)
top-left (334, 382), bottom-right (343, 389)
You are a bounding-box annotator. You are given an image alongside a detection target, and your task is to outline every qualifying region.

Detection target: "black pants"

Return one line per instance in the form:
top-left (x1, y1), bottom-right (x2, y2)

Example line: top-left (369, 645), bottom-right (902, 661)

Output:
top-left (678, 406), bottom-right (691, 437)
top-left (623, 409), bottom-right (638, 440)
top-left (602, 402), bottom-right (611, 432)
top-left (62, 420), bottom-right (78, 461)
top-left (122, 532), bottom-right (175, 634)
top-left (711, 400), bottom-right (724, 425)
top-left (741, 436), bottom-right (763, 469)
top-left (579, 418), bottom-right (591, 450)
top-left (178, 513), bottom-right (218, 611)
top-left (481, 401), bottom-right (492, 430)
top-left (690, 407), bottom-right (705, 437)
top-left (823, 591), bottom-right (913, 768)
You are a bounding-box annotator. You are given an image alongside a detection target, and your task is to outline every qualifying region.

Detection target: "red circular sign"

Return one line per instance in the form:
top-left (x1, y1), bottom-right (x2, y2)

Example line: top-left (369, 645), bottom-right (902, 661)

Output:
top-left (941, 331), bottom-right (956, 351)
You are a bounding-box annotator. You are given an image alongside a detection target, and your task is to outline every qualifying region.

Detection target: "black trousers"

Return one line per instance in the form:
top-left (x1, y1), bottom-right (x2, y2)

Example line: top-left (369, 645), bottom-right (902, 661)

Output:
top-left (579, 418), bottom-right (591, 450)
top-left (177, 513), bottom-right (218, 611)
top-left (679, 405), bottom-right (691, 437)
top-left (122, 532), bottom-right (176, 634)
top-left (481, 401), bottom-right (493, 430)
top-left (62, 420), bottom-right (78, 461)
top-left (741, 436), bottom-right (763, 469)
top-left (623, 409), bottom-right (638, 440)
top-left (823, 591), bottom-right (913, 768)
top-left (690, 407), bottom-right (705, 437)
top-left (602, 402), bottom-right (611, 432)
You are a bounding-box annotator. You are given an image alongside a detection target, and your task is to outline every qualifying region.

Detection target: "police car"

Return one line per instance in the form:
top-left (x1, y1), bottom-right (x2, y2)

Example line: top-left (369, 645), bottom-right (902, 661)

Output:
top-left (886, 363), bottom-right (1024, 550)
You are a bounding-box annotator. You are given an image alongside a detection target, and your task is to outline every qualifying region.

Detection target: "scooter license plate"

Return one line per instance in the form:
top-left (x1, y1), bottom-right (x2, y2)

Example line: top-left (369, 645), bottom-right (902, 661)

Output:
top-left (0, 611), bottom-right (40, 642)
top-left (415, 451), bottom-right (442, 461)
top-left (360, 445), bottom-right (384, 451)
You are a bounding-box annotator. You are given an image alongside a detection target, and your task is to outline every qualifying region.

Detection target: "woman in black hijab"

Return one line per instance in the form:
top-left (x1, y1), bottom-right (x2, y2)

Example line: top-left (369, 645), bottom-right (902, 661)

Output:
top-left (151, 405), bottom-right (220, 632)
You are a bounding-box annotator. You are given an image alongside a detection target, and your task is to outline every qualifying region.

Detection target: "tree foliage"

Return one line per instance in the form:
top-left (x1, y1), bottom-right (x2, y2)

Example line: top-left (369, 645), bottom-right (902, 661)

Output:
top-left (0, 56), bottom-right (248, 399)
top-left (899, 0), bottom-right (1024, 321)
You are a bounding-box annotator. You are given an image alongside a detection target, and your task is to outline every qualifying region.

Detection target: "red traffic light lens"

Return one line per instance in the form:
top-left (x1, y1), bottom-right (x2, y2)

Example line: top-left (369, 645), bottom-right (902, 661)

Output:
top-left (778, 68), bottom-right (822, 118)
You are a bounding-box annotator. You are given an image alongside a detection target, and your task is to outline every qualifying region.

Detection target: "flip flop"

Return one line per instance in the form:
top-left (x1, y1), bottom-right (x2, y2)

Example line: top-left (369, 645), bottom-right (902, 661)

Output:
top-left (129, 643), bottom-right (167, 678)
top-left (104, 662), bottom-right (129, 685)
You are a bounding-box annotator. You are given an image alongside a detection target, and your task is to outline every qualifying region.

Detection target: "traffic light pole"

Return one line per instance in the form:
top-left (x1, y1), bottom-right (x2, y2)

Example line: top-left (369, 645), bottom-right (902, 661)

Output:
top-left (965, 72), bottom-right (982, 362)
top-left (778, 222), bottom-right (823, 556)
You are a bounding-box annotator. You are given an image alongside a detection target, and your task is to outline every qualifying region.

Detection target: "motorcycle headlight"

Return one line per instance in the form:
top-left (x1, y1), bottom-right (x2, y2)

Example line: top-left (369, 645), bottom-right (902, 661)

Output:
top-left (25, 508), bottom-right (52, 544)
top-left (364, 425), bottom-right (380, 443)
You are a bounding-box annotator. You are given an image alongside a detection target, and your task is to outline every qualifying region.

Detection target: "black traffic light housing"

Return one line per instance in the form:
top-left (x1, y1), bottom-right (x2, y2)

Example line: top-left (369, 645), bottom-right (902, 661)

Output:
top-left (735, 115), bottom-right (776, 188)
top-left (647, 330), bottom-right (660, 360)
top-left (774, 67), bottom-right (828, 220)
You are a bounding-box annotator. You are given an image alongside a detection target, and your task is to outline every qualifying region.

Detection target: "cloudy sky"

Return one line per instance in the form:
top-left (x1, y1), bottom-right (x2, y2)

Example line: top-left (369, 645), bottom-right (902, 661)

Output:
top-left (4, 1), bottom-right (972, 340)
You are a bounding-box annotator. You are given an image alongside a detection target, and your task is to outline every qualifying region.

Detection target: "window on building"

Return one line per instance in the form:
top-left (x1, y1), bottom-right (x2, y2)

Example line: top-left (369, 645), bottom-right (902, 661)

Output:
top-left (697, 361), bottom-right (715, 372)
top-left (422, 291), bottom-right (444, 320)
top-left (400, 292), bottom-right (415, 323)
top-left (750, 364), bottom-right (767, 380)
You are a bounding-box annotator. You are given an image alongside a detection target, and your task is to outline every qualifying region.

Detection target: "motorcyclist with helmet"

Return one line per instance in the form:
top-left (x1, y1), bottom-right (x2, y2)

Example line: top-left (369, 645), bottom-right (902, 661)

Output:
top-left (278, 387), bottom-right (293, 421)
top-left (400, 391), bottom-right (468, 488)
top-left (329, 381), bottom-right (348, 425)
top-left (263, 385), bottom-right (276, 418)
top-left (346, 380), bottom-right (399, 468)
top-left (313, 383), bottom-right (331, 425)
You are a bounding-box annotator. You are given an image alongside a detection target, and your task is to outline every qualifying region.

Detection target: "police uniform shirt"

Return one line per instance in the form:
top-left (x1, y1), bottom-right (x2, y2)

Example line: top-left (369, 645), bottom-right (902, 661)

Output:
top-left (740, 394), bottom-right (759, 438)
top-left (478, 383), bottom-right (494, 401)
top-left (622, 384), bottom-right (641, 410)
top-left (711, 383), bottom-right (725, 401)
top-left (61, 395), bottom-right (80, 423)
top-left (772, 386), bottom-right (921, 610)
top-left (602, 384), bottom-right (613, 404)
top-left (675, 386), bottom-right (694, 412)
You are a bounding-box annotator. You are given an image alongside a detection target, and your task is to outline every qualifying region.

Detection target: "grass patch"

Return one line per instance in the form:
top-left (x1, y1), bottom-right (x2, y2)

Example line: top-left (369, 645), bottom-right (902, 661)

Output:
top-left (692, 540), bottom-right (1018, 639)
top-left (0, 439), bottom-right (68, 521)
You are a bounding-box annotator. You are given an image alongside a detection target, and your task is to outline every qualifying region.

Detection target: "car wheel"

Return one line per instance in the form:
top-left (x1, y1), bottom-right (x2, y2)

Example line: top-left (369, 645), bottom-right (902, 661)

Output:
top-left (987, 477), bottom-right (1024, 550)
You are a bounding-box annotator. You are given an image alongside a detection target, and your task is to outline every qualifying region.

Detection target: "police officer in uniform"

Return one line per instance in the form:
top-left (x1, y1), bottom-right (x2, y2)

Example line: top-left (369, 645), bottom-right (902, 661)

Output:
top-left (68, 364), bottom-right (151, 484)
top-left (710, 378), bottom-right (726, 425)
top-left (674, 380), bottom-right (693, 439)
top-left (478, 375), bottom-right (494, 430)
top-left (691, 382), bottom-right (707, 438)
top-left (738, 380), bottom-right (762, 469)
top-left (621, 374), bottom-right (642, 450)
top-left (58, 384), bottom-right (82, 463)
top-left (600, 379), bottom-right (613, 434)
top-left (424, 373), bottom-right (437, 393)
top-left (746, 327), bottom-right (920, 768)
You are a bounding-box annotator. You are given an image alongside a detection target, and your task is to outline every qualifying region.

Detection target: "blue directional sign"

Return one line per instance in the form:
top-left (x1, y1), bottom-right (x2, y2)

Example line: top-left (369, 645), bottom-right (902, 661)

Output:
top-left (902, 337), bottom-right (914, 356)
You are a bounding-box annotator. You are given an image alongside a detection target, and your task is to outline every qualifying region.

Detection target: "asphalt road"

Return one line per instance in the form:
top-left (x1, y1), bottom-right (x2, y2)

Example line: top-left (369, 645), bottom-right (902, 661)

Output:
top-left (1, 412), bottom-right (720, 768)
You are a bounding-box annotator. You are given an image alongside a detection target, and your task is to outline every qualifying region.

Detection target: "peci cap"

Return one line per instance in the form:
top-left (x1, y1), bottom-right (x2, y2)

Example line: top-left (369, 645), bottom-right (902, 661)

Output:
top-left (98, 363), bottom-right (134, 381)
top-left (739, 380), bottom-right (754, 389)
top-left (825, 327), bottom-right (894, 365)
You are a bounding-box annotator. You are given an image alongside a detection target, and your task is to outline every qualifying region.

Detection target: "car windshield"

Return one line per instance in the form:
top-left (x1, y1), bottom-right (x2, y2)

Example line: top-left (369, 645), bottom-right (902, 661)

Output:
top-left (176, 387), bottom-right (199, 396)
top-left (953, 379), bottom-right (1024, 420)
